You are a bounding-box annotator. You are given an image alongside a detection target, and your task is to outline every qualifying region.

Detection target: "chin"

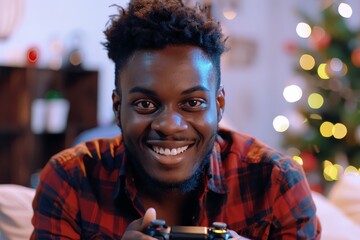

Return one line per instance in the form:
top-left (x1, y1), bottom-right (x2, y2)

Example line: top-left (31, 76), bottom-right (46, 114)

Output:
top-left (132, 155), bottom-right (210, 193)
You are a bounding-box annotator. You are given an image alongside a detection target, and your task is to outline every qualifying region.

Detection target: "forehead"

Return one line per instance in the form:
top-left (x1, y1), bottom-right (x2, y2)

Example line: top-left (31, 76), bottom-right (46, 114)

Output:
top-left (119, 45), bottom-right (217, 91)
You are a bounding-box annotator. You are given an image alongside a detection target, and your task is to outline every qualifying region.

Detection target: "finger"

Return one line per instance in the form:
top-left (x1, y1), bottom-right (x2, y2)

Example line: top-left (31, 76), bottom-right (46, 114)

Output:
top-left (229, 230), bottom-right (251, 240)
top-left (141, 207), bottom-right (157, 230)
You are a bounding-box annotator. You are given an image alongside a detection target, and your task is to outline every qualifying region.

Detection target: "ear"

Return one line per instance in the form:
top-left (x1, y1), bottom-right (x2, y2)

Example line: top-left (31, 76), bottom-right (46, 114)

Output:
top-left (112, 89), bottom-right (122, 128)
top-left (216, 85), bottom-right (225, 123)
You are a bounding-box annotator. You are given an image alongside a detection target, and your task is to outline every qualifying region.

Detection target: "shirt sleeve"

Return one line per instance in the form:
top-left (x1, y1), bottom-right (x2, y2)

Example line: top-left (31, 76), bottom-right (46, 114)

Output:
top-left (31, 158), bottom-right (81, 239)
top-left (270, 158), bottom-right (322, 239)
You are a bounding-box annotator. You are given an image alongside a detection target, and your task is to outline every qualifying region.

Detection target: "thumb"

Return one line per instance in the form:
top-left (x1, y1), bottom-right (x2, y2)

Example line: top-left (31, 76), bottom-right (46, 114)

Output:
top-left (141, 207), bottom-right (157, 230)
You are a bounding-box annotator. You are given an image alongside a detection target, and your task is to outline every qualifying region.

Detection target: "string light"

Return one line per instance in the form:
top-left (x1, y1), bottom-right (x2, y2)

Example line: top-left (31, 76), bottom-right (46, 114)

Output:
top-left (332, 123), bottom-right (347, 139)
top-left (223, 10), bottom-right (237, 20)
top-left (299, 54), bottom-right (315, 70)
top-left (292, 156), bottom-right (303, 165)
top-left (308, 93), bottom-right (324, 109)
top-left (317, 63), bottom-right (330, 79)
top-left (320, 121), bottom-right (333, 137)
top-left (338, 3), bottom-right (352, 18)
top-left (323, 163), bottom-right (343, 181)
top-left (296, 22), bottom-right (311, 38)
top-left (283, 85), bottom-right (302, 103)
top-left (309, 114), bottom-right (322, 120)
top-left (344, 166), bottom-right (359, 176)
top-left (273, 115), bottom-right (290, 132)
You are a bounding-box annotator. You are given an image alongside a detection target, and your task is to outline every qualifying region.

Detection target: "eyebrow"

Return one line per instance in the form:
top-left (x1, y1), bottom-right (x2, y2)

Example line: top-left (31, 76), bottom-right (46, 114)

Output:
top-left (181, 85), bottom-right (210, 95)
top-left (128, 85), bottom-right (210, 95)
top-left (129, 87), bottom-right (157, 95)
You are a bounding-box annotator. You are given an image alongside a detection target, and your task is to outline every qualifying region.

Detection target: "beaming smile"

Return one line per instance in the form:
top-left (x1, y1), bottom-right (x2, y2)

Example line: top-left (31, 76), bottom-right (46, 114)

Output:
top-left (152, 145), bottom-right (189, 156)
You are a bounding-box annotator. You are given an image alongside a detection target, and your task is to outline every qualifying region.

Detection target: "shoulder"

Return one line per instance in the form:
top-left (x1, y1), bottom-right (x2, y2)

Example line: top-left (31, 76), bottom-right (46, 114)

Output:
top-left (42, 136), bottom-right (125, 186)
top-left (217, 128), bottom-right (302, 177)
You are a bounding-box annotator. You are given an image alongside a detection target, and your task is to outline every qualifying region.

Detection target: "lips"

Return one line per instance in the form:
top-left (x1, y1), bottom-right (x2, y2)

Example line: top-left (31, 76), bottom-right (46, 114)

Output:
top-left (146, 139), bottom-right (194, 165)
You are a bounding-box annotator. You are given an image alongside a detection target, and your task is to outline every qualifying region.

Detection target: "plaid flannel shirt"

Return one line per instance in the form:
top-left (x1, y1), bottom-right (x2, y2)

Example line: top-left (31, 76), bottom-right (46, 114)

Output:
top-left (31, 128), bottom-right (321, 239)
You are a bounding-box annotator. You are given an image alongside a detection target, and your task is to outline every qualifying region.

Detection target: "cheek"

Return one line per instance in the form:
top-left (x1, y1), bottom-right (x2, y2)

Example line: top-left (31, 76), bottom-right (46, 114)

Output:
top-left (120, 109), bottom-right (149, 137)
top-left (196, 109), bottom-right (219, 130)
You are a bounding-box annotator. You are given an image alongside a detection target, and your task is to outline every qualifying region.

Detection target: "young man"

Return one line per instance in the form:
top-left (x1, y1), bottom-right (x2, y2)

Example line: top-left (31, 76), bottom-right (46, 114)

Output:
top-left (31, 0), bottom-right (321, 239)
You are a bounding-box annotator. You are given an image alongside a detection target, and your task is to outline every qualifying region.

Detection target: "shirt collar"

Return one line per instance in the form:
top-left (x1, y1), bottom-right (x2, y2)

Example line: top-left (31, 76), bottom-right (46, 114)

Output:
top-left (207, 135), bottom-right (229, 194)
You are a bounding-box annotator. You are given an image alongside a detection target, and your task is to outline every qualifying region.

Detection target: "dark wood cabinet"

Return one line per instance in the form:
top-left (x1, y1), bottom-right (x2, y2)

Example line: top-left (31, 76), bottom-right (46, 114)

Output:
top-left (0, 66), bottom-right (98, 186)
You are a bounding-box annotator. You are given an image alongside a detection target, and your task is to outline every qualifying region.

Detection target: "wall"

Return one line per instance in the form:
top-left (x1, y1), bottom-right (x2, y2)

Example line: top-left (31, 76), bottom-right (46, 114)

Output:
top-left (0, 0), bottom-right (308, 150)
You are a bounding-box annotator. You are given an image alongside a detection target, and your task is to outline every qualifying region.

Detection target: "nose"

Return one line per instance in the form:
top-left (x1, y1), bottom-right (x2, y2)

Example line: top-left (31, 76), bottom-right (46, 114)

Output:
top-left (151, 109), bottom-right (188, 135)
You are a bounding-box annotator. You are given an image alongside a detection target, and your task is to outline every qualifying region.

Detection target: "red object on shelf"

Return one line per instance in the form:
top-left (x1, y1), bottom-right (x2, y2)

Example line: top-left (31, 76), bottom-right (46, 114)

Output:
top-left (27, 47), bottom-right (39, 65)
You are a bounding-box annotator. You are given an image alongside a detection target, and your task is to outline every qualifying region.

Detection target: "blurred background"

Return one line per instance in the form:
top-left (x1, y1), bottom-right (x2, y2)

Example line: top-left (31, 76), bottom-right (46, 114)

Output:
top-left (0, 0), bottom-right (360, 194)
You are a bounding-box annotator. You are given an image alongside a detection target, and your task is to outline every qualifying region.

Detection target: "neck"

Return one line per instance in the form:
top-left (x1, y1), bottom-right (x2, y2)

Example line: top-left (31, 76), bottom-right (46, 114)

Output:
top-left (139, 185), bottom-right (197, 226)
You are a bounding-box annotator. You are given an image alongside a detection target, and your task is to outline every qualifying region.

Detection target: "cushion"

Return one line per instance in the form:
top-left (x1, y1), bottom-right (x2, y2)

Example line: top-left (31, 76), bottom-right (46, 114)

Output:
top-left (0, 184), bottom-right (36, 240)
top-left (312, 190), bottom-right (360, 240)
top-left (327, 175), bottom-right (360, 225)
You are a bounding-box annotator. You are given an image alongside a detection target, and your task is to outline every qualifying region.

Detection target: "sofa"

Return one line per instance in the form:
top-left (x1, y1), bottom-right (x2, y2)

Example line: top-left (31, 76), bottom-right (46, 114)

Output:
top-left (1, 175), bottom-right (360, 240)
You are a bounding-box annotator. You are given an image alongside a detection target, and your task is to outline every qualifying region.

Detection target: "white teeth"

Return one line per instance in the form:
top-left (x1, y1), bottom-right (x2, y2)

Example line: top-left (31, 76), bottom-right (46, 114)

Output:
top-left (152, 146), bottom-right (189, 156)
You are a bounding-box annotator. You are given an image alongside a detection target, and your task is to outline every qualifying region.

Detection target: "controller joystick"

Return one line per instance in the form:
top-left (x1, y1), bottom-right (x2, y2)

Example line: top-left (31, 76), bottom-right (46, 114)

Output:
top-left (145, 219), bottom-right (232, 239)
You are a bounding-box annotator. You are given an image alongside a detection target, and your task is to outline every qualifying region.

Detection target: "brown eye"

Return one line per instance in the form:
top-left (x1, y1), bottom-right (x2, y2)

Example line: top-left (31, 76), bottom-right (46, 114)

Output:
top-left (136, 101), bottom-right (155, 109)
top-left (133, 100), bottom-right (157, 113)
top-left (181, 99), bottom-right (207, 111)
top-left (188, 100), bottom-right (202, 107)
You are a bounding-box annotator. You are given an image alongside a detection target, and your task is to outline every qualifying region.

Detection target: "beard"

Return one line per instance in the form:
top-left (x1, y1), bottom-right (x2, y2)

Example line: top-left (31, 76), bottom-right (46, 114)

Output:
top-left (124, 138), bottom-right (215, 194)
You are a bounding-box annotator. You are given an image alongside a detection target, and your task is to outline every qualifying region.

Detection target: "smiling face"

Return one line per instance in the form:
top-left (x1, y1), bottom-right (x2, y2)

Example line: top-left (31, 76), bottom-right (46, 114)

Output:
top-left (112, 45), bottom-right (225, 188)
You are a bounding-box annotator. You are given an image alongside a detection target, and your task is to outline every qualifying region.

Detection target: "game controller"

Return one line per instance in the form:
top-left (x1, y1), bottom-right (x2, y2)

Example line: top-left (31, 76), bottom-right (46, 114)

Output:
top-left (145, 219), bottom-right (232, 239)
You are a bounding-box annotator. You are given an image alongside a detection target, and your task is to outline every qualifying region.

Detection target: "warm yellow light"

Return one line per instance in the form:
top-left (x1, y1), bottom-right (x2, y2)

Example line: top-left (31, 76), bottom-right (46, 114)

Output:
top-left (292, 156), bottom-right (303, 165)
top-left (320, 121), bottom-right (334, 137)
top-left (344, 166), bottom-right (359, 176)
top-left (338, 3), bottom-right (352, 18)
top-left (309, 114), bottom-right (322, 120)
top-left (283, 85), bottom-right (302, 103)
top-left (332, 123), bottom-right (347, 139)
top-left (296, 22), bottom-right (311, 38)
top-left (308, 93), bottom-right (324, 109)
top-left (299, 54), bottom-right (315, 70)
top-left (223, 10), bottom-right (237, 20)
top-left (323, 164), bottom-right (342, 181)
top-left (323, 160), bottom-right (333, 168)
top-left (342, 63), bottom-right (348, 76)
top-left (317, 63), bottom-right (330, 79)
top-left (273, 115), bottom-right (290, 132)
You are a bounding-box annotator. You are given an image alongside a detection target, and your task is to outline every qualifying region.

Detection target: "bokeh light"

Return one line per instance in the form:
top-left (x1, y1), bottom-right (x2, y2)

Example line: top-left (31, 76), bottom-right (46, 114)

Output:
top-left (308, 93), bottom-right (324, 109)
top-left (344, 166), bottom-right (359, 176)
top-left (296, 22), bottom-right (311, 38)
top-left (338, 3), bottom-right (352, 18)
top-left (351, 48), bottom-right (360, 67)
top-left (323, 163), bottom-right (343, 181)
top-left (317, 63), bottom-right (330, 79)
top-left (283, 85), bottom-right (303, 103)
top-left (320, 121), bottom-right (334, 137)
top-left (223, 10), bottom-right (237, 20)
top-left (299, 54), bottom-right (315, 70)
top-left (309, 113), bottom-right (322, 120)
top-left (332, 123), bottom-right (347, 139)
top-left (329, 58), bottom-right (343, 72)
top-left (292, 155), bottom-right (303, 165)
top-left (273, 115), bottom-right (290, 132)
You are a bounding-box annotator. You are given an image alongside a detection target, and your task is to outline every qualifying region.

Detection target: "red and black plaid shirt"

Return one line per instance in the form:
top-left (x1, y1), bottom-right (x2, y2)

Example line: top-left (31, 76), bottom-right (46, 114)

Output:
top-left (31, 128), bottom-right (321, 239)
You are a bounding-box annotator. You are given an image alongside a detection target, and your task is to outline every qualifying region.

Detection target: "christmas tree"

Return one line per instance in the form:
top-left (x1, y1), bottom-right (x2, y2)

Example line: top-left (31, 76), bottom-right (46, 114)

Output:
top-left (282, 2), bottom-right (360, 188)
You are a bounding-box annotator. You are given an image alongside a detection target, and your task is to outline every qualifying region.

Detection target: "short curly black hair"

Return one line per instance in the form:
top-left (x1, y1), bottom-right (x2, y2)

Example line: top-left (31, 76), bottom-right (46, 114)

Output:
top-left (103, 0), bottom-right (226, 88)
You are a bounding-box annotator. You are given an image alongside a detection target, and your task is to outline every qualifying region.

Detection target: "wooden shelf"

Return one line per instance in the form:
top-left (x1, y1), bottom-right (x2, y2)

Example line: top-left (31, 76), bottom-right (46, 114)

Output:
top-left (0, 65), bottom-right (98, 186)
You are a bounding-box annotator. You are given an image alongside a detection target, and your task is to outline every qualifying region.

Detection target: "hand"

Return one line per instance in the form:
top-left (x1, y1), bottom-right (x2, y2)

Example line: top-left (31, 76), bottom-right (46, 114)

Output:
top-left (122, 208), bottom-right (157, 239)
top-left (229, 229), bottom-right (251, 240)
